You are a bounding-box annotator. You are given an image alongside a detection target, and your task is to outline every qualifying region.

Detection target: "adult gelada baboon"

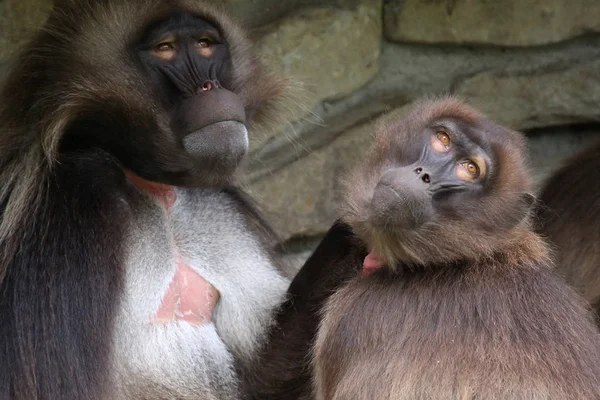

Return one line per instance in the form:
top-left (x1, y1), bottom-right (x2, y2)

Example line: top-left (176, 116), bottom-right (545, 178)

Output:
top-left (247, 98), bottom-right (600, 399)
top-left (0, 0), bottom-right (296, 399)
top-left (537, 141), bottom-right (600, 317)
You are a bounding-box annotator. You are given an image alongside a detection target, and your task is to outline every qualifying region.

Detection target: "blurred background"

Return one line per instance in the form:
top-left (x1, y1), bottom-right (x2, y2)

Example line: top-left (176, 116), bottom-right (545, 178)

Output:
top-left (1, 0), bottom-right (599, 270)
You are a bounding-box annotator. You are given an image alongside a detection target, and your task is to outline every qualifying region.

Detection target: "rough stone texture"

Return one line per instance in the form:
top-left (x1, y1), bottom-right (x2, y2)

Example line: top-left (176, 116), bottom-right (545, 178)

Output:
top-left (457, 60), bottom-right (600, 130)
top-left (0, 0), bottom-right (53, 62)
top-left (245, 0), bottom-right (382, 152)
top-left (256, 0), bottom-right (382, 111)
top-left (225, 0), bottom-right (362, 29)
top-left (384, 0), bottom-right (600, 47)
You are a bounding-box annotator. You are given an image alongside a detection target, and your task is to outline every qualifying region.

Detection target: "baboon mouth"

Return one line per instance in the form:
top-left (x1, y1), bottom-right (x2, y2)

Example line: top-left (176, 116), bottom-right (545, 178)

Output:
top-left (182, 120), bottom-right (249, 158)
top-left (186, 120), bottom-right (247, 139)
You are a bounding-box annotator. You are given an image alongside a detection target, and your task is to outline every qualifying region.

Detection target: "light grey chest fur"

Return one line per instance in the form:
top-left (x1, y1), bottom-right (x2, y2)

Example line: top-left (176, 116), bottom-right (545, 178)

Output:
top-left (111, 189), bottom-right (289, 399)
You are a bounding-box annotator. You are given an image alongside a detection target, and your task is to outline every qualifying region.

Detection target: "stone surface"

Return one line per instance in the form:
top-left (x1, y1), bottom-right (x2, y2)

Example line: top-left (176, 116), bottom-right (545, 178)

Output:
top-left (224, 0), bottom-right (362, 28)
top-left (0, 0), bottom-right (53, 62)
top-left (384, 0), bottom-right (600, 46)
top-left (457, 59), bottom-right (600, 131)
top-left (256, 0), bottom-right (382, 112)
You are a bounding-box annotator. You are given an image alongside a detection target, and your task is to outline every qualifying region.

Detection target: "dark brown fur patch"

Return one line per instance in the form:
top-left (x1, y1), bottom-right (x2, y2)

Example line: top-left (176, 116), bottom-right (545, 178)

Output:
top-left (537, 141), bottom-right (600, 314)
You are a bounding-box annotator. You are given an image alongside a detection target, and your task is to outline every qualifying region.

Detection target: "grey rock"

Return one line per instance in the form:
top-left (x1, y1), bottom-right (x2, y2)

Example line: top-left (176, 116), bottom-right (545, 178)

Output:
top-left (384, 0), bottom-right (600, 46)
top-left (246, 0), bottom-right (383, 152)
top-left (255, 0), bottom-right (382, 111)
top-left (224, 0), bottom-right (363, 29)
top-left (457, 59), bottom-right (600, 130)
top-left (0, 0), bottom-right (54, 63)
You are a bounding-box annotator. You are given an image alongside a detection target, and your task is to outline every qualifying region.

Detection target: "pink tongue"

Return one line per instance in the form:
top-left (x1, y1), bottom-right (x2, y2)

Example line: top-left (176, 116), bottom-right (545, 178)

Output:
top-left (362, 252), bottom-right (385, 277)
top-left (154, 256), bottom-right (220, 325)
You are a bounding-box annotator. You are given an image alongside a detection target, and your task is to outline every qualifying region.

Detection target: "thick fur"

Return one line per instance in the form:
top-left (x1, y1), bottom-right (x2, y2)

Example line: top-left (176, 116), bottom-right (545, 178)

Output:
top-left (536, 141), bottom-right (600, 317)
top-left (312, 98), bottom-right (600, 399)
top-left (243, 221), bottom-right (366, 400)
top-left (0, 1), bottom-right (294, 399)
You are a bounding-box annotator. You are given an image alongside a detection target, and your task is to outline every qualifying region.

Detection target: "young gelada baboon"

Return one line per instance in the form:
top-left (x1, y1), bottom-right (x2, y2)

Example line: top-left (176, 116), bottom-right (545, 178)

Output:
top-left (537, 141), bottom-right (600, 317)
top-left (313, 97), bottom-right (600, 399)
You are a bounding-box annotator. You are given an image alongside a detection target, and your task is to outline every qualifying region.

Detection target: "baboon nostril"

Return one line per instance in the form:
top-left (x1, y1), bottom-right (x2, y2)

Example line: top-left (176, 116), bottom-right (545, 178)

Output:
top-left (422, 174), bottom-right (430, 183)
top-left (415, 167), bottom-right (423, 174)
top-left (201, 81), bottom-right (212, 92)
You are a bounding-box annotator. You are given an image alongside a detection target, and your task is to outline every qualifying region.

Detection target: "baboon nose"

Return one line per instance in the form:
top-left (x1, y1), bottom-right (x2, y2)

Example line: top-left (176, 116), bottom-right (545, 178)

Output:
top-left (414, 167), bottom-right (431, 184)
top-left (198, 80), bottom-right (221, 93)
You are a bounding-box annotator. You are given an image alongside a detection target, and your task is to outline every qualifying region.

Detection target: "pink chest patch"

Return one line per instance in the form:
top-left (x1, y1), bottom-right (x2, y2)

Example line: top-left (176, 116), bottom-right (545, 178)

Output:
top-left (154, 256), bottom-right (220, 325)
top-left (126, 171), bottom-right (220, 326)
top-left (126, 170), bottom-right (177, 211)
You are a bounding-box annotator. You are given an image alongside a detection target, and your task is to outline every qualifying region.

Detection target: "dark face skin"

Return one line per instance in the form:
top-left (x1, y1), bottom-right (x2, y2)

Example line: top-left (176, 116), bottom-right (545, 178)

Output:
top-left (369, 119), bottom-right (492, 231)
top-left (136, 11), bottom-right (248, 183)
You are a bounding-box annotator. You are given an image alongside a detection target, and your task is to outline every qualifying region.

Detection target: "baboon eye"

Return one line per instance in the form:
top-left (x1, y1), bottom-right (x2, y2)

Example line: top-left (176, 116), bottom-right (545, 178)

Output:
top-left (152, 37), bottom-right (177, 61)
top-left (437, 131), bottom-right (450, 147)
top-left (458, 160), bottom-right (480, 180)
top-left (156, 42), bottom-right (175, 52)
top-left (431, 129), bottom-right (452, 152)
top-left (196, 37), bottom-right (216, 57)
top-left (197, 38), bottom-right (211, 48)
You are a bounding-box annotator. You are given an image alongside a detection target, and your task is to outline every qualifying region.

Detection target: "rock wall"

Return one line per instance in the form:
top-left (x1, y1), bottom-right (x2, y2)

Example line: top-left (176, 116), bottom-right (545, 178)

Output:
top-left (1, 0), bottom-right (599, 264)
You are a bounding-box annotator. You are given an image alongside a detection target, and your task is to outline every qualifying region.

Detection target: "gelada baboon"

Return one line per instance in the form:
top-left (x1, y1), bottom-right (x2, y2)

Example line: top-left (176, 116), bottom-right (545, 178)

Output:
top-left (537, 141), bottom-right (600, 317)
top-left (313, 97), bottom-right (600, 399)
top-left (246, 98), bottom-right (600, 399)
top-left (0, 1), bottom-right (297, 399)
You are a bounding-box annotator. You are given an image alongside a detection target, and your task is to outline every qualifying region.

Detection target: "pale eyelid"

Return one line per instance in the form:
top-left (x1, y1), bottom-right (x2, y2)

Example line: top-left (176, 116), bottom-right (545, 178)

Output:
top-left (431, 130), bottom-right (452, 153)
top-left (456, 156), bottom-right (487, 181)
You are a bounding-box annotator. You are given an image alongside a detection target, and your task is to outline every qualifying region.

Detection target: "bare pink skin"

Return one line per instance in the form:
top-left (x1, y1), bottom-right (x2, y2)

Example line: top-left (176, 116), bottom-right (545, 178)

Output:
top-left (126, 171), bottom-right (177, 210)
top-left (155, 256), bottom-right (220, 325)
top-left (126, 171), bottom-right (220, 326)
top-left (362, 252), bottom-right (385, 277)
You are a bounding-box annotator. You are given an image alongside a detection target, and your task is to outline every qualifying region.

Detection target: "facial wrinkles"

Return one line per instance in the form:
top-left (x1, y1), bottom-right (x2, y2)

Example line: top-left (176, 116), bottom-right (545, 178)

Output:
top-left (417, 143), bottom-right (458, 188)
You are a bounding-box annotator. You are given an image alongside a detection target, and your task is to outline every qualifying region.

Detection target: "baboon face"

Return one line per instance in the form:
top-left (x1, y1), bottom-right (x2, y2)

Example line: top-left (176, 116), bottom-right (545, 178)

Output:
top-left (368, 117), bottom-right (492, 231)
top-left (11, 1), bottom-right (289, 189)
top-left (342, 98), bottom-right (535, 265)
top-left (136, 11), bottom-right (248, 180)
